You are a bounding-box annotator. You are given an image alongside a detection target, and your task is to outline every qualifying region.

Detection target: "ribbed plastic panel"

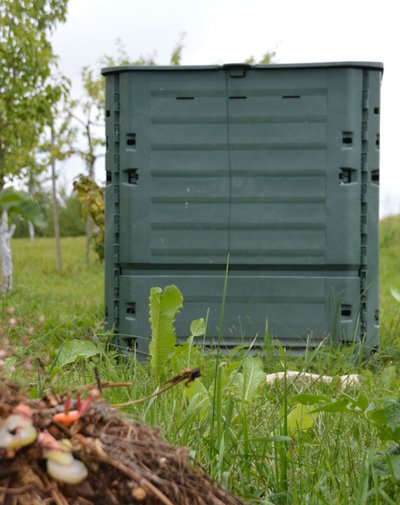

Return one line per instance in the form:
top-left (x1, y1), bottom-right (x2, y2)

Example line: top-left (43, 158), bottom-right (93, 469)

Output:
top-left (103, 62), bottom-right (383, 356)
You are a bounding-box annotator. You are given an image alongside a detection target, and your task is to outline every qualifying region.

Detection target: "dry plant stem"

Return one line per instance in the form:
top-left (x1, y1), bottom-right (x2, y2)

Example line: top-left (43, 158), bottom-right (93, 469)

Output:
top-left (51, 488), bottom-right (69, 505)
top-left (90, 451), bottom-right (174, 505)
top-left (112, 381), bottom-right (179, 408)
top-left (112, 368), bottom-right (200, 408)
top-left (79, 381), bottom-right (133, 391)
top-left (94, 367), bottom-right (102, 395)
top-left (74, 434), bottom-right (175, 505)
top-left (0, 485), bottom-right (34, 495)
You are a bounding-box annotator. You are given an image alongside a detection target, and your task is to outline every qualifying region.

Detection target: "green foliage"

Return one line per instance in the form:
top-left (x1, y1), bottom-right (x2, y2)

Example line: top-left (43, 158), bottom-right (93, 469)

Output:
top-left (12, 190), bottom-right (85, 238)
top-left (170, 32), bottom-right (185, 65)
top-left (73, 175), bottom-right (105, 260)
top-left (287, 403), bottom-right (316, 434)
top-left (379, 215), bottom-right (400, 346)
top-left (40, 101), bottom-right (76, 166)
top-left (148, 285), bottom-right (183, 378)
top-left (233, 356), bottom-right (265, 403)
top-left (189, 318), bottom-right (206, 337)
top-left (55, 339), bottom-right (101, 369)
top-left (245, 51), bottom-right (276, 65)
top-left (292, 391), bottom-right (400, 445)
top-left (0, 0), bottom-right (68, 184)
top-left (0, 187), bottom-right (45, 228)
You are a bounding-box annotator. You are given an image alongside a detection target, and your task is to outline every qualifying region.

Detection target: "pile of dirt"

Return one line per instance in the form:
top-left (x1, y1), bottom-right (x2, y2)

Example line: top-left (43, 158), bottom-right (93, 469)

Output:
top-left (0, 380), bottom-right (246, 505)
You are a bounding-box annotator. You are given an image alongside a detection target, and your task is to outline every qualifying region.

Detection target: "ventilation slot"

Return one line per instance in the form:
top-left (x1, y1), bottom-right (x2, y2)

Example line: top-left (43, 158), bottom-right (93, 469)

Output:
top-left (374, 310), bottom-right (380, 324)
top-left (126, 303), bottom-right (136, 317)
top-left (342, 132), bottom-right (353, 145)
top-left (106, 110), bottom-right (111, 117)
top-left (341, 305), bottom-right (352, 319)
top-left (126, 133), bottom-right (136, 148)
top-left (339, 168), bottom-right (356, 184)
top-left (282, 95), bottom-right (301, 99)
top-left (106, 171), bottom-right (112, 184)
top-left (371, 170), bottom-right (379, 184)
top-left (374, 107), bottom-right (380, 115)
top-left (125, 337), bottom-right (137, 351)
top-left (125, 168), bottom-right (139, 185)
top-left (176, 96), bottom-right (194, 100)
top-left (229, 96), bottom-right (247, 100)
top-left (375, 133), bottom-right (380, 149)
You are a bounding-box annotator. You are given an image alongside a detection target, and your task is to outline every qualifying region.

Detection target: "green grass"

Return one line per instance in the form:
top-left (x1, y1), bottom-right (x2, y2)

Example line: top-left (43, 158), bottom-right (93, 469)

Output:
top-left (379, 215), bottom-right (400, 348)
top-left (1, 219), bottom-right (400, 505)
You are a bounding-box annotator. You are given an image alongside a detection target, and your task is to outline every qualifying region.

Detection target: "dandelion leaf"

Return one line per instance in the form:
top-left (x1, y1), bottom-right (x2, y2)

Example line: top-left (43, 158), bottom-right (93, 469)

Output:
top-left (149, 285), bottom-right (183, 377)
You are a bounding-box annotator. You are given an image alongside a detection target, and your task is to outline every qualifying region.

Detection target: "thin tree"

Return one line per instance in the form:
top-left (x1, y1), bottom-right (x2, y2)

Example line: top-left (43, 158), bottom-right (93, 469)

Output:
top-left (40, 102), bottom-right (76, 269)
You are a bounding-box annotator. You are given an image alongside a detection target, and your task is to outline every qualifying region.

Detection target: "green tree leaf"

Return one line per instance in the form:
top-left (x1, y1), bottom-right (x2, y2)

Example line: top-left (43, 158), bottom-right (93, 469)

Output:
top-left (291, 393), bottom-right (331, 405)
top-left (234, 356), bottom-right (265, 403)
top-left (0, 188), bottom-right (46, 228)
top-left (373, 453), bottom-right (400, 480)
top-left (311, 398), bottom-right (349, 414)
top-left (56, 339), bottom-right (100, 369)
top-left (384, 399), bottom-right (400, 431)
top-left (149, 285), bottom-right (183, 378)
top-left (287, 403), bottom-right (316, 434)
top-left (190, 318), bottom-right (206, 337)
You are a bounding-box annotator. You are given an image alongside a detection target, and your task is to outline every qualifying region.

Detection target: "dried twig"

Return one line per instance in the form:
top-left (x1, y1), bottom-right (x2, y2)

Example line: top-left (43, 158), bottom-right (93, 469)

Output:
top-left (78, 381), bottom-right (133, 391)
top-left (112, 368), bottom-right (201, 408)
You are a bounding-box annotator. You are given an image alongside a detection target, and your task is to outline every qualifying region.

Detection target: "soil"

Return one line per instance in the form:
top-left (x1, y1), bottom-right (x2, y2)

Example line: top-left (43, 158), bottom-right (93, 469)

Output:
top-left (0, 380), bottom-right (247, 505)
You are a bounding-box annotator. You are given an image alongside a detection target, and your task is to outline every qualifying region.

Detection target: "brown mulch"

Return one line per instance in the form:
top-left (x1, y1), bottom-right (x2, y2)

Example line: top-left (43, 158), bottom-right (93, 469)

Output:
top-left (0, 381), bottom-right (247, 505)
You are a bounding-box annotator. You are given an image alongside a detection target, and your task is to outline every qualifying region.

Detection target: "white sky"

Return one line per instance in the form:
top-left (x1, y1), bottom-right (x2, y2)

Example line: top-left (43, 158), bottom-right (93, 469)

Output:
top-left (51, 0), bottom-right (400, 216)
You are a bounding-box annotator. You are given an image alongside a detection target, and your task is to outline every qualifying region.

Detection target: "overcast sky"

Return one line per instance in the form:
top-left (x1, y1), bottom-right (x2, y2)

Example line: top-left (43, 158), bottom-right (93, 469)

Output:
top-left (51, 0), bottom-right (399, 216)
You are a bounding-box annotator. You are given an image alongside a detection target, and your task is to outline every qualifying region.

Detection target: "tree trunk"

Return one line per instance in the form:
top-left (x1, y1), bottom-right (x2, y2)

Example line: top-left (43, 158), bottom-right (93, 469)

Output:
top-left (85, 145), bottom-right (95, 267)
top-left (27, 173), bottom-right (36, 240)
top-left (51, 126), bottom-right (63, 269)
top-left (85, 213), bottom-right (92, 266)
top-left (0, 210), bottom-right (16, 293)
top-left (28, 221), bottom-right (35, 240)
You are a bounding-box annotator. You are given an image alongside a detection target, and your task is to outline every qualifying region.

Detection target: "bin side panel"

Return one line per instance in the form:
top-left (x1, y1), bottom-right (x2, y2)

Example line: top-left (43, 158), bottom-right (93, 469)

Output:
top-left (118, 70), bottom-right (231, 265)
top-left (118, 274), bottom-right (361, 355)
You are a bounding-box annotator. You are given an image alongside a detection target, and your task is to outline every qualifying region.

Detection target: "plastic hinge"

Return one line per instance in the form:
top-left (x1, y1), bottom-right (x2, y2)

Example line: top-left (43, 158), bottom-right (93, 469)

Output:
top-left (362, 89), bottom-right (369, 110)
top-left (114, 215), bottom-right (120, 232)
top-left (114, 93), bottom-right (120, 112)
top-left (114, 124), bottom-right (120, 142)
top-left (361, 153), bottom-right (367, 168)
top-left (114, 154), bottom-right (120, 172)
top-left (114, 245), bottom-right (120, 262)
top-left (114, 185), bottom-right (120, 203)
top-left (361, 184), bottom-right (368, 202)
top-left (362, 122), bottom-right (368, 141)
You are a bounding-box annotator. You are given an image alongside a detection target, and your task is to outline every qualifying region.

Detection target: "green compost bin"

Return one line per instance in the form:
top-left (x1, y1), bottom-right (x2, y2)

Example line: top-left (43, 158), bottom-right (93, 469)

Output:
top-left (102, 61), bottom-right (383, 356)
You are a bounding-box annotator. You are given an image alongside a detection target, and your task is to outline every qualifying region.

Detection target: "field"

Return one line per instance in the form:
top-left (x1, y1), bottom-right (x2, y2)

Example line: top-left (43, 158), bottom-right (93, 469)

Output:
top-left (1, 216), bottom-right (400, 504)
